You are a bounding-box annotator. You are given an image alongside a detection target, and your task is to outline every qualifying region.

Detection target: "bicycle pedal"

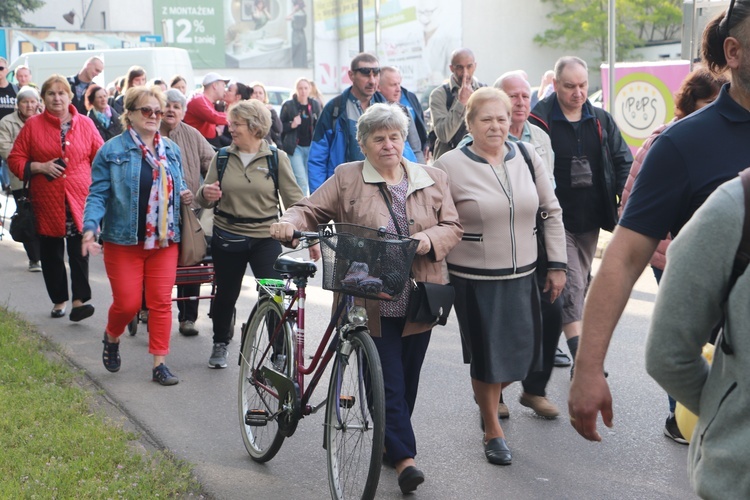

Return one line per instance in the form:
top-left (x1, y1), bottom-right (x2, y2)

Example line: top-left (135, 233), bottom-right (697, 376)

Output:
top-left (245, 409), bottom-right (269, 426)
top-left (339, 395), bottom-right (356, 409)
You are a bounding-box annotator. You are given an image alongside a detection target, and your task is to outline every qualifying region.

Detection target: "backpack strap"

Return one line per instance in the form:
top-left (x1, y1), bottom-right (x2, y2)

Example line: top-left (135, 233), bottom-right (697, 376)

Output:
top-left (215, 147), bottom-right (230, 186)
top-left (517, 141), bottom-right (535, 183)
top-left (719, 167), bottom-right (750, 354)
top-left (265, 144), bottom-right (283, 217)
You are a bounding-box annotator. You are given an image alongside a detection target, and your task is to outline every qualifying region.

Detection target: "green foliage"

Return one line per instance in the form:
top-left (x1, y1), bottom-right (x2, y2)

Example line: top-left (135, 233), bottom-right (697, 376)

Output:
top-left (0, 308), bottom-right (201, 497)
top-left (0, 0), bottom-right (45, 28)
top-left (534, 0), bottom-right (683, 62)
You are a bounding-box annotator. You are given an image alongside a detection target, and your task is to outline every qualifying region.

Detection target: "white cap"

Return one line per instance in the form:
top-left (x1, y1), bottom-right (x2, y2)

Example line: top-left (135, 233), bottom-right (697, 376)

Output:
top-left (202, 72), bottom-right (230, 86)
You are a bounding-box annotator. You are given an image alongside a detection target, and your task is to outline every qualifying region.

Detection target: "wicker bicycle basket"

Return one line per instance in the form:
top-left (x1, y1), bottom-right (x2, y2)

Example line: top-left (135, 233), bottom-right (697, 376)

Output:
top-left (317, 223), bottom-right (419, 301)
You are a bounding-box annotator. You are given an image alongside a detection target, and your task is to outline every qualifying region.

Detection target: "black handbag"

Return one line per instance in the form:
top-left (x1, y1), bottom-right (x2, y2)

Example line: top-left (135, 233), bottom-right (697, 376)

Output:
top-left (408, 281), bottom-right (455, 326)
top-left (9, 176), bottom-right (37, 243)
top-left (377, 184), bottom-right (456, 325)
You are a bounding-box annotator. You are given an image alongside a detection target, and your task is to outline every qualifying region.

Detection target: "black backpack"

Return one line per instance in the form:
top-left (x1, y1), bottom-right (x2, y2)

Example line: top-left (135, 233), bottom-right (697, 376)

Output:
top-left (213, 145), bottom-right (283, 221)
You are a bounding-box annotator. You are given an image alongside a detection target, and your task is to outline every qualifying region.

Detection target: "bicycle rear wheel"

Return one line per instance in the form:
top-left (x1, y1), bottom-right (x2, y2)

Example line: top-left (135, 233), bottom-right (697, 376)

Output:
top-left (325, 329), bottom-right (385, 500)
top-left (238, 298), bottom-right (294, 463)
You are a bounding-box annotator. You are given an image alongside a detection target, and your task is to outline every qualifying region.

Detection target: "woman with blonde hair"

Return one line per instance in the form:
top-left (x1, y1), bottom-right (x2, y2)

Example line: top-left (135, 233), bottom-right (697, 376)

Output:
top-left (250, 81), bottom-right (283, 145)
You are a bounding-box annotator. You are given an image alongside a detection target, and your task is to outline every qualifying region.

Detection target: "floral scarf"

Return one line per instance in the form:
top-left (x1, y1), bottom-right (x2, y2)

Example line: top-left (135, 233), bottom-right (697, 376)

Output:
top-left (128, 126), bottom-right (175, 249)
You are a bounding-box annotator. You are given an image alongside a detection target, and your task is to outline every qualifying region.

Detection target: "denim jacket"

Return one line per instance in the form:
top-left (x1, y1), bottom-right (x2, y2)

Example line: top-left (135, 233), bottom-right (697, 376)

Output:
top-left (84, 132), bottom-right (186, 245)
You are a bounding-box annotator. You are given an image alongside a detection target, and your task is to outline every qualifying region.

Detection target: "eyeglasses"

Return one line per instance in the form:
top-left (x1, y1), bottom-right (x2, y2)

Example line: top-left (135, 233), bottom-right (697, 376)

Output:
top-left (0, 67), bottom-right (6, 71)
top-left (720, 0), bottom-right (737, 35)
top-left (131, 107), bottom-right (164, 118)
top-left (353, 67), bottom-right (381, 77)
top-left (229, 121), bottom-right (247, 128)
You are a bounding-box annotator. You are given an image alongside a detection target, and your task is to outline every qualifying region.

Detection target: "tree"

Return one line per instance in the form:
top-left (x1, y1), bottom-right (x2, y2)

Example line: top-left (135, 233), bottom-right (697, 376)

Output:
top-left (0, 0), bottom-right (45, 28)
top-left (534, 0), bottom-right (682, 62)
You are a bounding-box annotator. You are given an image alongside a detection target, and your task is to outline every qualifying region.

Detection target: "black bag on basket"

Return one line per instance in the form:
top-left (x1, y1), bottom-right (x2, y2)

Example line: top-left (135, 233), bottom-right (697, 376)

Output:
top-left (10, 177), bottom-right (37, 243)
top-left (408, 281), bottom-right (455, 326)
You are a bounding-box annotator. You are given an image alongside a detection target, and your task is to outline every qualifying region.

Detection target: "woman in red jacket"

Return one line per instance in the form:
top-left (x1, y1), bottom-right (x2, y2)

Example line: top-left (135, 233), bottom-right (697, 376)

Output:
top-left (8, 74), bottom-right (103, 320)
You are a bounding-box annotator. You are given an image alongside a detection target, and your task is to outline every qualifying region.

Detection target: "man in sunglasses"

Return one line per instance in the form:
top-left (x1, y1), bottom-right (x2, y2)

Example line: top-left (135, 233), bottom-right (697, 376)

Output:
top-left (428, 48), bottom-right (485, 160)
top-left (0, 57), bottom-right (19, 194)
top-left (308, 53), bottom-right (388, 193)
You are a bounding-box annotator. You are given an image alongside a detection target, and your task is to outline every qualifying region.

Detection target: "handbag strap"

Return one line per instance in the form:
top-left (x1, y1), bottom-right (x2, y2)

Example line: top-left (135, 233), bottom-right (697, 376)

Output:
top-left (377, 183), bottom-right (406, 236)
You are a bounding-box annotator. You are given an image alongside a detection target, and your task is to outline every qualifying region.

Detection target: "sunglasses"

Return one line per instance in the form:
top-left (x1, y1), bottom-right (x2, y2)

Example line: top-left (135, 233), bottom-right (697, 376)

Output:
top-left (131, 107), bottom-right (164, 118)
top-left (720, 0), bottom-right (738, 35)
top-left (353, 67), bottom-right (381, 77)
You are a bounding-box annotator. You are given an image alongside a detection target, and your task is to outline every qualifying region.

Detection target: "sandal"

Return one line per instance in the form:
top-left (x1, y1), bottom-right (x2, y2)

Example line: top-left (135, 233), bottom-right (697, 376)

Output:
top-left (102, 333), bottom-right (121, 373)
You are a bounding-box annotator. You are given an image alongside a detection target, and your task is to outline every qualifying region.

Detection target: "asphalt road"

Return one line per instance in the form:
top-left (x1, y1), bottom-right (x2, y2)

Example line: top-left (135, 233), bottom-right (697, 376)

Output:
top-left (0, 216), bottom-right (696, 499)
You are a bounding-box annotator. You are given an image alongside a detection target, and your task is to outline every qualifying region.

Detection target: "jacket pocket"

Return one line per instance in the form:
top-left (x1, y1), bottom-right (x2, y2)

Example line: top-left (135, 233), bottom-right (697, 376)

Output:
top-left (103, 151), bottom-right (132, 183)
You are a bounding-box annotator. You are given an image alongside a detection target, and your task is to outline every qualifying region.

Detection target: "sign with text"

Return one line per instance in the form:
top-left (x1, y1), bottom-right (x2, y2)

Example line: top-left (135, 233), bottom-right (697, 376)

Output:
top-left (153, 0), bottom-right (224, 68)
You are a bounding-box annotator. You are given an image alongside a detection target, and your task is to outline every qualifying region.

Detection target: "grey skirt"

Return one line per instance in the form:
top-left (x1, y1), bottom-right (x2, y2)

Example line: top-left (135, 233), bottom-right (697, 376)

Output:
top-left (451, 273), bottom-right (542, 384)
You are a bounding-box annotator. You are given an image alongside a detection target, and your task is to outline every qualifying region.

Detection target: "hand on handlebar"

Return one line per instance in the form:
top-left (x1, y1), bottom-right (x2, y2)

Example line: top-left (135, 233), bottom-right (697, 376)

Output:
top-left (270, 222), bottom-right (300, 248)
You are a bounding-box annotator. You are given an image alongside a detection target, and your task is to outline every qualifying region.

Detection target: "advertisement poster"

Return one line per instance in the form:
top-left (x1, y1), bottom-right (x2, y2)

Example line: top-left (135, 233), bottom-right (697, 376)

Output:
top-left (3, 28), bottom-right (148, 63)
top-left (601, 60), bottom-right (691, 154)
top-left (313, 0), bottom-right (460, 94)
top-left (152, 0), bottom-right (311, 69)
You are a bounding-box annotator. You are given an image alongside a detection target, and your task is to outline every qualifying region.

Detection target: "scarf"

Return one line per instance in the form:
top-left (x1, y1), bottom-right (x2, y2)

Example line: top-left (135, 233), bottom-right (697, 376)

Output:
top-left (93, 106), bottom-right (112, 129)
top-left (128, 126), bottom-right (175, 249)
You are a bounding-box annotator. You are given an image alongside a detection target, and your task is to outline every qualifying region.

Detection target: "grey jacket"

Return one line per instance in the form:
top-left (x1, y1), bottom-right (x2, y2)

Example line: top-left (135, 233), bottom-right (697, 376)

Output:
top-left (646, 177), bottom-right (750, 499)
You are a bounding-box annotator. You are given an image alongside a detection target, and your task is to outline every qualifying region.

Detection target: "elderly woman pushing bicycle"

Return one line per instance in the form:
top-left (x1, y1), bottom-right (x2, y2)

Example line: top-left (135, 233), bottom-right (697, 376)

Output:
top-left (272, 103), bottom-right (462, 494)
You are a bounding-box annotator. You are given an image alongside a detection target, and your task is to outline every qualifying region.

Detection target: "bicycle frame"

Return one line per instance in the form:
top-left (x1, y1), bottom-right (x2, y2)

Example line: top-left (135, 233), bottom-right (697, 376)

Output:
top-left (253, 277), bottom-right (352, 417)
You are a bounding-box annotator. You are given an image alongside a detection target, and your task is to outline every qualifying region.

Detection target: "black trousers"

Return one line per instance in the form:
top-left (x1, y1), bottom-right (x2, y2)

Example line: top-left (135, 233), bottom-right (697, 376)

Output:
top-left (176, 283), bottom-right (200, 322)
top-left (522, 288), bottom-right (563, 397)
top-left (210, 234), bottom-right (281, 344)
top-left (371, 317), bottom-right (431, 463)
top-left (38, 234), bottom-right (91, 304)
top-left (11, 189), bottom-right (40, 262)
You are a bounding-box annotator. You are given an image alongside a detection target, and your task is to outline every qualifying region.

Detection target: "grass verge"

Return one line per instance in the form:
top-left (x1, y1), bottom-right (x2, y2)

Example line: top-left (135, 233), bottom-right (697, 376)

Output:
top-left (0, 307), bottom-right (202, 497)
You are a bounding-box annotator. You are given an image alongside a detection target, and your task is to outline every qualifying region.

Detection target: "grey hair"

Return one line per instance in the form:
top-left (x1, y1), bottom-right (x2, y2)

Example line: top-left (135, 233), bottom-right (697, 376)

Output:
top-left (356, 103), bottom-right (409, 144)
top-left (493, 71), bottom-right (531, 91)
top-left (16, 85), bottom-right (40, 103)
top-left (164, 88), bottom-right (186, 108)
top-left (554, 56), bottom-right (588, 81)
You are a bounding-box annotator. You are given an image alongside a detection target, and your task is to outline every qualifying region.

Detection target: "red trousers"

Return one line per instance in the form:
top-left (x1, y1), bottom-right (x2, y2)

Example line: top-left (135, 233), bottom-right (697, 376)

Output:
top-left (103, 242), bottom-right (178, 356)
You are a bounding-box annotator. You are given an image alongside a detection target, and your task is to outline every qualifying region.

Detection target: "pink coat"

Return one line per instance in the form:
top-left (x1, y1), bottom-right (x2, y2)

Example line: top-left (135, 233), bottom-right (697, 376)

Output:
top-left (620, 123), bottom-right (669, 271)
top-left (8, 105), bottom-right (103, 237)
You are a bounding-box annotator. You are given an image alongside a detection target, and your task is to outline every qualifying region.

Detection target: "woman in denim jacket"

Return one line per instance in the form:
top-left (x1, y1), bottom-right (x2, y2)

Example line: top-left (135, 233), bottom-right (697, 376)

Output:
top-left (82, 86), bottom-right (191, 386)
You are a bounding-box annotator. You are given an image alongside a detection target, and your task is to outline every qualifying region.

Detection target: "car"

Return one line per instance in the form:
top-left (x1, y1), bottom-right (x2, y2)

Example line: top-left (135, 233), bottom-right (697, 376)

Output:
top-left (263, 86), bottom-right (293, 114)
top-left (588, 89), bottom-right (603, 108)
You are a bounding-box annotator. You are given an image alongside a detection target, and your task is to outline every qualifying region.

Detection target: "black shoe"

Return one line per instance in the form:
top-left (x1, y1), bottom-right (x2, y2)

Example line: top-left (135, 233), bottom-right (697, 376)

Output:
top-left (664, 415), bottom-right (688, 445)
top-left (70, 304), bottom-right (95, 322)
top-left (397, 466), bottom-right (425, 494)
top-left (554, 347), bottom-right (572, 367)
top-left (102, 333), bottom-right (121, 373)
top-left (484, 437), bottom-right (512, 465)
top-left (51, 307), bottom-right (66, 318)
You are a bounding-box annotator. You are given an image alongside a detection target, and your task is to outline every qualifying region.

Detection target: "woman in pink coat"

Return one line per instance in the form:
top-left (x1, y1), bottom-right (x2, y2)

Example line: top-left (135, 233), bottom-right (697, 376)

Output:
top-left (8, 75), bottom-right (103, 320)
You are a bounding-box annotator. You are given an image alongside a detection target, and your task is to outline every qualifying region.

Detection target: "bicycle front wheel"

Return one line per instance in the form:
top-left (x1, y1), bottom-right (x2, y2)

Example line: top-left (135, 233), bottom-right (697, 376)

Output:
top-left (238, 298), bottom-right (294, 463)
top-left (325, 329), bottom-right (385, 500)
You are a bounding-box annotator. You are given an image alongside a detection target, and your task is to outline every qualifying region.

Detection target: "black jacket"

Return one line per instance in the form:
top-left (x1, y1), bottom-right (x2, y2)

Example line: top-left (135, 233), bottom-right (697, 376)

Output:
top-left (87, 107), bottom-right (123, 142)
top-left (279, 96), bottom-right (322, 156)
top-left (529, 94), bottom-right (632, 232)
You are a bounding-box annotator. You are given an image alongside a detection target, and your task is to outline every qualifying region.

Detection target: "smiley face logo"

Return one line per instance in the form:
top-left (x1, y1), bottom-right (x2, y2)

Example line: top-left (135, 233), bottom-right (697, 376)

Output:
top-left (613, 72), bottom-right (674, 148)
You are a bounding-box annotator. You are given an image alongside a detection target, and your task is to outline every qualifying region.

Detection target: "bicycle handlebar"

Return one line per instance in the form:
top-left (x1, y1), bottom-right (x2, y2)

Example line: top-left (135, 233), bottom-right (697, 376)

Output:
top-left (292, 230), bottom-right (319, 240)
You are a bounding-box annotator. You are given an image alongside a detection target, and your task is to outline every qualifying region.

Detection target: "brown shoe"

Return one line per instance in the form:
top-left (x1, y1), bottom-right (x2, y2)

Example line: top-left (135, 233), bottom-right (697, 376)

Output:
top-left (519, 393), bottom-right (559, 418)
top-left (497, 402), bottom-right (510, 419)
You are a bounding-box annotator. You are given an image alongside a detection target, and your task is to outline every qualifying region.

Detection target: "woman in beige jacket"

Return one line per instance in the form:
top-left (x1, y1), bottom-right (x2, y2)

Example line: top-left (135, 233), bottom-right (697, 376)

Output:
top-left (272, 103), bottom-right (462, 494)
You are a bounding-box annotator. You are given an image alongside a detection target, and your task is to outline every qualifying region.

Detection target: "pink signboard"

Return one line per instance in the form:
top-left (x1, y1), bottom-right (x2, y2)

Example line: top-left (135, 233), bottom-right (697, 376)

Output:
top-left (601, 60), bottom-right (691, 155)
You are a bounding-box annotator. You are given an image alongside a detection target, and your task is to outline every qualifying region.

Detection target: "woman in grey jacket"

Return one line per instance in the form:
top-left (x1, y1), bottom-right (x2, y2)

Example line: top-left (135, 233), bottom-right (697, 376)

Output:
top-left (434, 87), bottom-right (567, 466)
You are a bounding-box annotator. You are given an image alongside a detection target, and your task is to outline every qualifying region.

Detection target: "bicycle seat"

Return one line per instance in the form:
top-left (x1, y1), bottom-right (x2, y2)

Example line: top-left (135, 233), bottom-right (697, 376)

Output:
top-left (274, 255), bottom-right (317, 277)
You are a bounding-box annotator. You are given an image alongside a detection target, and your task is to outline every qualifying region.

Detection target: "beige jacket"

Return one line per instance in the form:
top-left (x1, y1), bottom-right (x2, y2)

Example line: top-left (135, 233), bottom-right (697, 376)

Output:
top-left (196, 141), bottom-right (304, 238)
top-left (281, 159), bottom-right (463, 336)
top-left (434, 142), bottom-right (566, 279)
top-left (164, 121), bottom-right (215, 209)
top-left (0, 111), bottom-right (27, 191)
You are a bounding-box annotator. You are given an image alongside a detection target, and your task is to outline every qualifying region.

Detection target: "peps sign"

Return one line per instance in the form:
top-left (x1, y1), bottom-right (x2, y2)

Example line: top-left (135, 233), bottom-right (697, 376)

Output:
top-left (601, 61), bottom-right (691, 154)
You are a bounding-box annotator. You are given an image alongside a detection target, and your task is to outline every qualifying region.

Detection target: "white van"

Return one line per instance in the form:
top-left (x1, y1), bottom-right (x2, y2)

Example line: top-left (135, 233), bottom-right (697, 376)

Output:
top-left (8, 47), bottom-right (194, 89)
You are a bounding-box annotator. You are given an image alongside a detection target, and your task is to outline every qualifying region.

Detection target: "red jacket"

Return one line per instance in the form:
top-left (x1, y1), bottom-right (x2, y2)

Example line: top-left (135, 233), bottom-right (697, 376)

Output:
top-left (184, 93), bottom-right (226, 140)
top-left (8, 105), bottom-right (103, 237)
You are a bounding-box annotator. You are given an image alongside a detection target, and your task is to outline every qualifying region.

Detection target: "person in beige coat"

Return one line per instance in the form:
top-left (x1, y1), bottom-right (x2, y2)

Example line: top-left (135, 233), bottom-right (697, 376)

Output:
top-left (161, 88), bottom-right (216, 336)
top-left (272, 103), bottom-right (462, 494)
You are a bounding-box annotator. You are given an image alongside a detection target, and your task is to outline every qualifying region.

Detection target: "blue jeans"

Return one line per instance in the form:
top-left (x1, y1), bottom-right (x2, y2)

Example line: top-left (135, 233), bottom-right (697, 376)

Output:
top-left (0, 159), bottom-right (10, 188)
top-left (289, 145), bottom-right (310, 196)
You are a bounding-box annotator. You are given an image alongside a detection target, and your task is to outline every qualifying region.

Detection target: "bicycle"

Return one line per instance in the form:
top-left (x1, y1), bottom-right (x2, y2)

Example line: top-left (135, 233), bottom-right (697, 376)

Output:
top-left (237, 223), bottom-right (420, 500)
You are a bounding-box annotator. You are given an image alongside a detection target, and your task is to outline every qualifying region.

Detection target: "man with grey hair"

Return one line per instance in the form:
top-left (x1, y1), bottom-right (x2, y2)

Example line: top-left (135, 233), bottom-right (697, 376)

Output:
top-left (529, 56), bottom-right (632, 380)
top-left (161, 88), bottom-right (216, 336)
top-left (379, 66), bottom-right (428, 163)
top-left (67, 56), bottom-right (104, 114)
top-left (428, 48), bottom-right (484, 160)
